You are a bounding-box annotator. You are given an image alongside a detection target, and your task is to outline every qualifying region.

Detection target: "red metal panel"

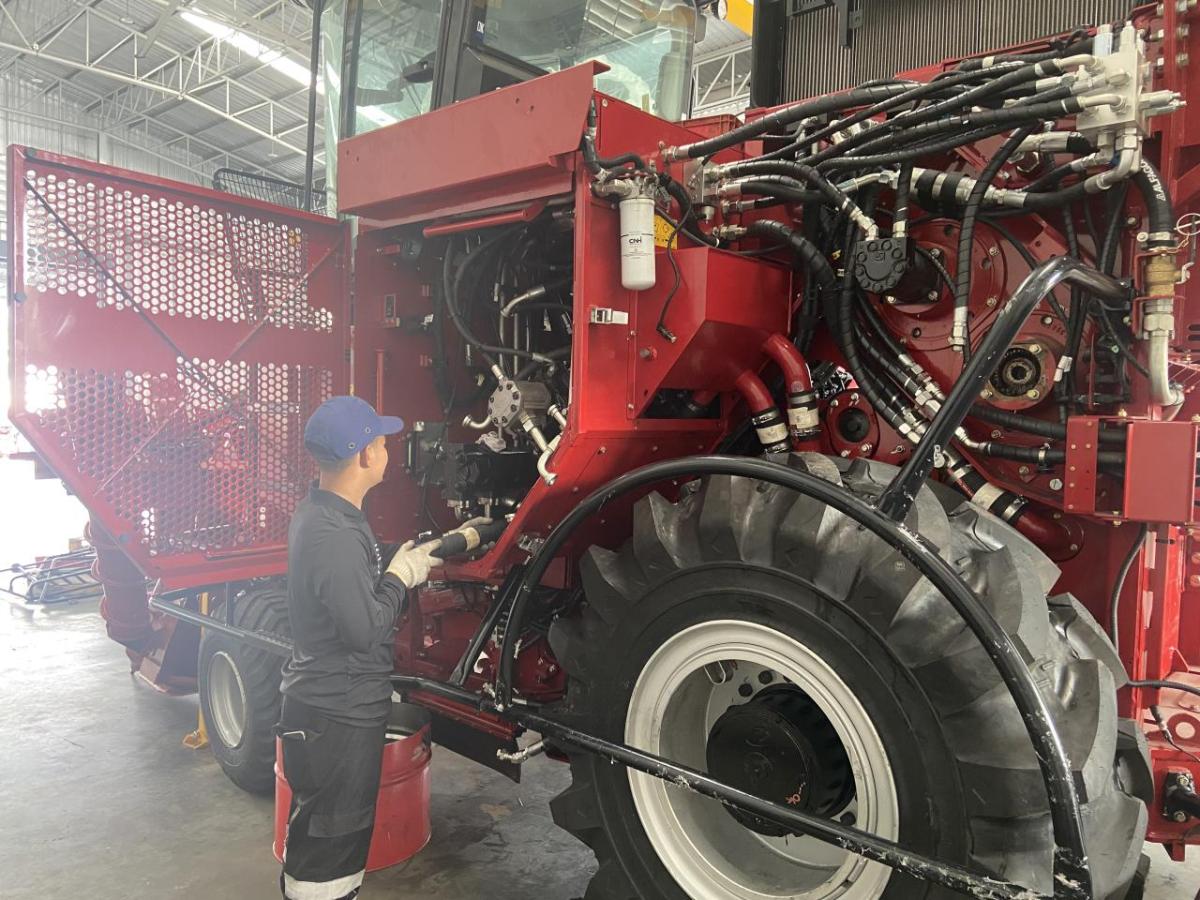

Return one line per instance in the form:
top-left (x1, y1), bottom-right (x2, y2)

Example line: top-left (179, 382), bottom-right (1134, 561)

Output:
top-left (338, 63), bottom-right (604, 225)
top-left (1123, 421), bottom-right (1200, 524)
top-left (1063, 416), bottom-right (1100, 516)
top-left (7, 146), bottom-right (350, 589)
top-left (631, 247), bottom-right (791, 413)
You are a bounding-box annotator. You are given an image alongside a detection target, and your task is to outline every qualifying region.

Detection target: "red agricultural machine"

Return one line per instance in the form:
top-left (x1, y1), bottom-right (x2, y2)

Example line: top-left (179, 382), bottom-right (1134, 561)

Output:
top-left (10, 0), bottom-right (1200, 897)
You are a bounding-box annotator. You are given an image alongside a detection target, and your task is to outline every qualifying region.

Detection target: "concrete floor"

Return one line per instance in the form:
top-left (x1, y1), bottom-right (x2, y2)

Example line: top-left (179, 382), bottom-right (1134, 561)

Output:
top-left (3, 597), bottom-right (1200, 900)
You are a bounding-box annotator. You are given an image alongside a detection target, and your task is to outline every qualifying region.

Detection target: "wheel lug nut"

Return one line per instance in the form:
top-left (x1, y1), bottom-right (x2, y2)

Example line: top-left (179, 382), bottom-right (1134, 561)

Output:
top-left (737, 683), bottom-right (754, 698)
top-left (758, 670), bottom-right (774, 685)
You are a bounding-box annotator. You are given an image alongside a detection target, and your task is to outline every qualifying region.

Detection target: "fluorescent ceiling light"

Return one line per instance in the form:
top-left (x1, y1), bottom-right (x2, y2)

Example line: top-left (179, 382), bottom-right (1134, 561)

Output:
top-left (181, 9), bottom-right (323, 94)
top-left (182, 9), bottom-right (397, 128)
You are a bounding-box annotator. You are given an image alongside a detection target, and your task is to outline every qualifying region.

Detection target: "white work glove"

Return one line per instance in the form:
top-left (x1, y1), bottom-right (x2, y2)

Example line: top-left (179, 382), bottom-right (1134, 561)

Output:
top-left (386, 540), bottom-right (443, 589)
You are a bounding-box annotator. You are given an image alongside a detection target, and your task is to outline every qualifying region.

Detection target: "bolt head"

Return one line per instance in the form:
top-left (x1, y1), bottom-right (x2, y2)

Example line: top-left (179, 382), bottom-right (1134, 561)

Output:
top-left (1041, 316), bottom-right (1053, 326)
top-left (1019, 465), bottom-right (1031, 475)
top-left (988, 246), bottom-right (999, 257)
top-left (860, 443), bottom-right (872, 454)
top-left (1029, 343), bottom-right (1043, 355)
top-left (986, 296), bottom-right (999, 308)
top-left (885, 295), bottom-right (898, 304)
top-left (1189, 574), bottom-right (1200, 588)
top-left (1174, 810), bottom-right (1189, 823)
top-left (1050, 478), bottom-right (1064, 491)
top-left (1026, 388), bottom-right (1041, 400)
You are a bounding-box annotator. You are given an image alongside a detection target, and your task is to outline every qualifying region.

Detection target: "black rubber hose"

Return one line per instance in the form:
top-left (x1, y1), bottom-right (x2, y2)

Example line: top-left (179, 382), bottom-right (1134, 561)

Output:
top-left (722, 161), bottom-right (868, 219)
top-left (443, 231), bottom-right (544, 366)
top-left (754, 60), bottom-right (1030, 164)
top-left (837, 96), bottom-right (1086, 162)
top-left (1108, 523), bottom-right (1149, 654)
top-left (495, 455), bottom-right (1095, 898)
top-left (660, 175), bottom-right (719, 247)
top-left (673, 84), bottom-right (913, 160)
top-left (581, 101), bottom-right (647, 174)
top-left (1131, 158), bottom-right (1175, 246)
top-left (968, 403), bottom-right (1125, 446)
top-left (817, 123), bottom-right (1039, 170)
top-left (893, 161), bottom-right (913, 237)
top-left (877, 256), bottom-right (1129, 522)
top-left (974, 442), bottom-right (1125, 466)
top-left (746, 220), bottom-right (837, 289)
top-left (955, 125), bottom-right (1037, 361)
top-left (737, 179), bottom-right (826, 206)
top-left (809, 61), bottom-right (1076, 167)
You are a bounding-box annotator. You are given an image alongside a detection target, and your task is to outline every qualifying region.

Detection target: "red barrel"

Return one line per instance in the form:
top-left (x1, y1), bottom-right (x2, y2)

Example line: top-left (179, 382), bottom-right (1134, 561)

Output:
top-left (273, 705), bottom-right (433, 871)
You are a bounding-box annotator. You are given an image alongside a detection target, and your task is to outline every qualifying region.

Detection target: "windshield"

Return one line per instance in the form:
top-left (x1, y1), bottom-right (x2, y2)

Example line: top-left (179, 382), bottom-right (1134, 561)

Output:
top-left (321, 0), bottom-right (696, 207)
top-left (471, 0), bottom-right (697, 122)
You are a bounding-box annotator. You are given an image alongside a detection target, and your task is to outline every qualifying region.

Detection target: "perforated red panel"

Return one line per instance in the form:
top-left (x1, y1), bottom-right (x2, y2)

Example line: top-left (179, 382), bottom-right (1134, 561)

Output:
top-left (8, 147), bottom-right (350, 589)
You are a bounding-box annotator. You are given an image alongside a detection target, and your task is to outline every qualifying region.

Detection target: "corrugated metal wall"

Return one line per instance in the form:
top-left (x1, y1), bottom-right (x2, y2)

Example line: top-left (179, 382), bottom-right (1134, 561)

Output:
top-left (783, 0), bottom-right (1137, 99)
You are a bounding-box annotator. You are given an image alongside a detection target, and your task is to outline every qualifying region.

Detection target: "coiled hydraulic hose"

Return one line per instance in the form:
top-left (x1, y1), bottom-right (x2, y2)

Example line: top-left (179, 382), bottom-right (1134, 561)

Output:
top-left (953, 125), bottom-right (1037, 359)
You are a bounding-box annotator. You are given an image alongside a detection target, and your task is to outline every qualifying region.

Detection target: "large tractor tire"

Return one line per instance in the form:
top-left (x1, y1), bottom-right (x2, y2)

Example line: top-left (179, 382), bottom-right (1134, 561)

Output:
top-left (198, 584), bottom-right (290, 795)
top-left (548, 454), bottom-right (1151, 900)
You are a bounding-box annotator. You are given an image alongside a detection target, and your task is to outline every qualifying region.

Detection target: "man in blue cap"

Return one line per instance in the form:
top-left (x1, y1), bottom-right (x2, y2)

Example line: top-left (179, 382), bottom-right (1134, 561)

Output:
top-left (277, 395), bottom-right (440, 900)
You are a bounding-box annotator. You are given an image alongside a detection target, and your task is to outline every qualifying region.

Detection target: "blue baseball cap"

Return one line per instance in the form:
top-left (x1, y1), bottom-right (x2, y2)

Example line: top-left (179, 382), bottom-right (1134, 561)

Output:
top-left (304, 396), bottom-right (404, 464)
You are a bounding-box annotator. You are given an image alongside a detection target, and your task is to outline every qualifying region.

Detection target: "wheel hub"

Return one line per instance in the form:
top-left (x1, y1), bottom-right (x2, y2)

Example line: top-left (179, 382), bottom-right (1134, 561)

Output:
top-left (707, 684), bottom-right (853, 835)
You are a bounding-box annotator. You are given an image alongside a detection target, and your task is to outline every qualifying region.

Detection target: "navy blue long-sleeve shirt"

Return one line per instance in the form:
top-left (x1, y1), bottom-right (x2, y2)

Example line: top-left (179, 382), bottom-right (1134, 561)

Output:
top-left (280, 488), bottom-right (407, 726)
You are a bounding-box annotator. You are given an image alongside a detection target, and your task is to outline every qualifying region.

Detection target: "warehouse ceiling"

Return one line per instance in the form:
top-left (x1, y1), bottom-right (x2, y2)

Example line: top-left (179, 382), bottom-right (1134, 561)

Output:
top-left (0, 0), bottom-right (318, 181)
top-left (0, 1), bottom-right (748, 186)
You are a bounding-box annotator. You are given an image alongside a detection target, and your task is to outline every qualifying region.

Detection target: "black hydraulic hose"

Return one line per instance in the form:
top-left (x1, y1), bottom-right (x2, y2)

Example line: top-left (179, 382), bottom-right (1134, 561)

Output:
top-left (955, 125), bottom-right (1037, 361)
top-left (968, 404), bottom-right (1125, 446)
top-left (581, 101), bottom-right (647, 174)
top-left (443, 230), bottom-right (545, 366)
top-left (914, 243), bottom-right (954, 291)
top-left (974, 442), bottom-right (1125, 466)
top-left (754, 60), bottom-right (1029, 164)
top-left (893, 160), bottom-right (913, 237)
top-left (671, 83), bottom-right (913, 160)
top-left (493, 455), bottom-right (1093, 899)
top-left (977, 217), bottom-right (1070, 324)
top-left (738, 179), bottom-right (826, 206)
top-left (839, 97), bottom-right (1086, 162)
top-left (817, 123), bottom-right (1036, 170)
top-left (660, 175), bottom-right (719, 247)
top-left (1131, 158), bottom-right (1175, 246)
top-left (722, 161), bottom-right (868, 220)
top-left (1109, 523), bottom-right (1149, 654)
top-left (746, 220), bottom-right (837, 289)
top-left (811, 60), bottom-right (1076, 167)
top-left (877, 256), bottom-right (1128, 523)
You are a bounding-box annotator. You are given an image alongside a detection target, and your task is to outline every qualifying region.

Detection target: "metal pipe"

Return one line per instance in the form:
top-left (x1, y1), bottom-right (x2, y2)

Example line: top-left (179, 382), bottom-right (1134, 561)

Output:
top-left (302, 0), bottom-right (325, 213)
top-left (493, 455), bottom-right (1092, 897)
top-left (149, 595), bottom-right (293, 658)
top-left (394, 670), bottom-right (1070, 899)
top-left (876, 257), bottom-right (1127, 522)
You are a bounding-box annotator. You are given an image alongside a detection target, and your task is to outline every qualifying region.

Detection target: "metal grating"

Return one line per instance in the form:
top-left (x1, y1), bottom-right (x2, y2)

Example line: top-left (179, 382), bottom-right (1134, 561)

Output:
top-left (213, 168), bottom-right (329, 217)
top-left (8, 147), bottom-right (349, 588)
top-left (782, 0), bottom-right (1138, 99)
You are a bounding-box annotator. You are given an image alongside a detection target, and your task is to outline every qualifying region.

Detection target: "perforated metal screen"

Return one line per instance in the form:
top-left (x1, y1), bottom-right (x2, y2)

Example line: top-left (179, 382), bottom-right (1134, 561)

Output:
top-left (8, 146), bottom-right (350, 588)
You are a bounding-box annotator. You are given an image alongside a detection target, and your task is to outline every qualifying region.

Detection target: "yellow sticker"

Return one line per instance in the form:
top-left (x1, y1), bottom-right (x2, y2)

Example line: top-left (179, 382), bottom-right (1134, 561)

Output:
top-left (654, 215), bottom-right (679, 249)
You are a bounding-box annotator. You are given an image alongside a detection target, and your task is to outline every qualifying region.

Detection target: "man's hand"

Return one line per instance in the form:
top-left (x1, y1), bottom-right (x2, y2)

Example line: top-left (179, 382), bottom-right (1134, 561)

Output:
top-left (386, 540), bottom-right (443, 589)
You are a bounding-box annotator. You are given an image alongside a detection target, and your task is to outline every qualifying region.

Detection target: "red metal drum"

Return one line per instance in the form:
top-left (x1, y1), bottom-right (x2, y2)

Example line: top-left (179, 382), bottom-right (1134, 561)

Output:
top-left (273, 705), bottom-right (433, 872)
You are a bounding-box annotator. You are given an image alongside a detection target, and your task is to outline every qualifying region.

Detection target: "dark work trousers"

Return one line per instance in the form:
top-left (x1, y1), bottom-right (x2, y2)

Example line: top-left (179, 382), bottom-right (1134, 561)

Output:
top-left (278, 696), bottom-right (387, 900)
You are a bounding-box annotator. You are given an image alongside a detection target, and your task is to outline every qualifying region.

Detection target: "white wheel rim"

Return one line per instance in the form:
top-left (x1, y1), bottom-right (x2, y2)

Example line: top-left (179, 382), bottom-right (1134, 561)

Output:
top-left (625, 619), bottom-right (899, 900)
top-left (209, 650), bottom-right (248, 749)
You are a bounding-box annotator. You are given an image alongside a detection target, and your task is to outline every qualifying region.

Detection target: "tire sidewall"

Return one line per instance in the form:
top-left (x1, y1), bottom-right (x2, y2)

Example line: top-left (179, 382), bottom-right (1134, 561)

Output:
top-left (572, 563), bottom-right (967, 900)
top-left (197, 588), bottom-right (288, 795)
